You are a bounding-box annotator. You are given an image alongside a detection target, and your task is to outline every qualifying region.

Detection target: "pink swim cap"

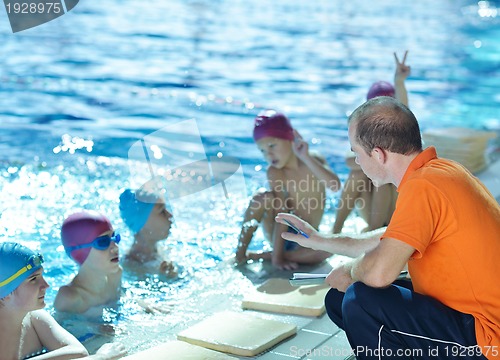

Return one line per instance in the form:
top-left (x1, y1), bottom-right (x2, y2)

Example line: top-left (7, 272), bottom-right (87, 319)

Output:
top-left (366, 81), bottom-right (395, 100)
top-left (61, 211), bottom-right (113, 265)
top-left (253, 110), bottom-right (294, 142)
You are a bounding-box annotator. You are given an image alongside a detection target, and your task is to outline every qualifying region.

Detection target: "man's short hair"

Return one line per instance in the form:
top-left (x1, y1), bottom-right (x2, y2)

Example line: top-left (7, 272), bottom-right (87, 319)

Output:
top-left (349, 97), bottom-right (422, 155)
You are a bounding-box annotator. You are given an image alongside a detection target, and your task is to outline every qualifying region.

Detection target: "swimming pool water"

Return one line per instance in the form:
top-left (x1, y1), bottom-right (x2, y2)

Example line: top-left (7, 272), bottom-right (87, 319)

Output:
top-left (0, 0), bottom-right (499, 354)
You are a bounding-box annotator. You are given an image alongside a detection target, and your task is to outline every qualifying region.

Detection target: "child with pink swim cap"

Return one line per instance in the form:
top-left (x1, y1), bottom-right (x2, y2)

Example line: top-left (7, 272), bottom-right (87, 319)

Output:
top-left (235, 110), bottom-right (341, 270)
top-left (0, 242), bottom-right (127, 359)
top-left (333, 51), bottom-right (410, 234)
top-left (54, 211), bottom-right (123, 314)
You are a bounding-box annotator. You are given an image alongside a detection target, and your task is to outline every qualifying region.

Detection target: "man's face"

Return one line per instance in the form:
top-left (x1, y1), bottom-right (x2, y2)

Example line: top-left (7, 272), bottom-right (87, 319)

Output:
top-left (348, 124), bottom-right (385, 187)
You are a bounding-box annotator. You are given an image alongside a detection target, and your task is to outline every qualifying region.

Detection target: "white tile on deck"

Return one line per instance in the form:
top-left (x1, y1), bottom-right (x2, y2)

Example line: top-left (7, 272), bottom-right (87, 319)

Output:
top-left (305, 331), bottom-right (354, 360)
top-left (270, 328), bottom-right (331, 359)
top-left (302, 314), bottom-right (340, 336)
top-left (242, 310), bottom-right (319, 330)
top-left (254, 350), bottom-right (300, 359)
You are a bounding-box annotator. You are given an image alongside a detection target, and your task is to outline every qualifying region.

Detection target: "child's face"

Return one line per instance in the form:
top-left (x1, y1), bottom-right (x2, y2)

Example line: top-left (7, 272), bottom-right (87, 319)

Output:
top-left (142, 201), bottom-right (172, 242)
top-left (85, 230), bottom-right (121, 273)
top-left (256, 137), bottom-right (293, 169)
top-left (7, 268), bottom-right (49, 311)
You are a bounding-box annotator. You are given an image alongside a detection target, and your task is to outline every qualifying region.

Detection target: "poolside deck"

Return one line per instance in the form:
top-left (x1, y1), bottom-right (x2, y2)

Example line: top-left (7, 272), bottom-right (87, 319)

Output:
top-left (120, 156), bottom-right (499, 359)
top-left (129, 255), bottom-right (356, 360)
top-left (235, 256), bottom-right (355, 360)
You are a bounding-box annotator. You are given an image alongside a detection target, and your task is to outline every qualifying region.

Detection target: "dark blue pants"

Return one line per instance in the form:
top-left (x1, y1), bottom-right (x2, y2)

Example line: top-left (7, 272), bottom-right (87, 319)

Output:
top-left (325, 280), bottom-right (487, 359)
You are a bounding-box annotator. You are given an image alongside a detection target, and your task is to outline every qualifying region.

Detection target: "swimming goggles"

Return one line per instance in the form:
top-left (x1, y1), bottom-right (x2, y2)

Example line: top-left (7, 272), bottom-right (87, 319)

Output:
top-left (65, 232), bottom-right (121, 255)
top-left (0, 253), bottom-right (44, 288)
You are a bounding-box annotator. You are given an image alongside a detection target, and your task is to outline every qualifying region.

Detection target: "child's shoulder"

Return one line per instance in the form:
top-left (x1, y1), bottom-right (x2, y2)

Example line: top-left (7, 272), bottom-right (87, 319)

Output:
top-left (54, 284), bottom-right (83, 312)
top-left (28, 309), bottom-right (54, 325)
top-left (55, 283), bottom-right (79, 299)
top-left (309, 150), bottom-right (327, 166)
top-left (56, 283), bottom-right (78, 295)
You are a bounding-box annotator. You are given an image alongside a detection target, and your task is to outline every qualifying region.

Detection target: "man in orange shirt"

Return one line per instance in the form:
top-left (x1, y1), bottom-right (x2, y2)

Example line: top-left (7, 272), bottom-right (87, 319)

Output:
top-left (276, 97), bottom-right (500, 359)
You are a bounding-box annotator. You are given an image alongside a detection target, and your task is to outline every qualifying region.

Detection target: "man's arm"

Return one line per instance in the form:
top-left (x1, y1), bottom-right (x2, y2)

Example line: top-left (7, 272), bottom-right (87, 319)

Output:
top-left (276, 212), bottom-right (383, 258)
top-left (351, 237), bottom-right (414, 286)
top-left (326, 237), bottom-right (414, 292)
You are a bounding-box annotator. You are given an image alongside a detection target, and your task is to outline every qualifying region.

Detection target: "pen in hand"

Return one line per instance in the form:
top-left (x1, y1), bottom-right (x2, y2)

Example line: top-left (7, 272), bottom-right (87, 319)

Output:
top-left (282, 219), bottom-right (309, 238)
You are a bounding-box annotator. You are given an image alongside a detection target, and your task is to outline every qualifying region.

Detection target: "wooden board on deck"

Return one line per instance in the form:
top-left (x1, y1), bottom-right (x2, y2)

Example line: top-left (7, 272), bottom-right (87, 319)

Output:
top-left (122, 340), bottom-right (238, 359)
top-left (177, 311), bottom-right (297, 357)
top-left (242, 278), bottom-right (329, 317)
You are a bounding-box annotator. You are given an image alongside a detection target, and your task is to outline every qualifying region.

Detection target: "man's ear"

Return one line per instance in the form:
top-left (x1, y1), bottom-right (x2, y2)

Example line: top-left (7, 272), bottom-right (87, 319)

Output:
top-left (372, 147), bottom-right (387, 164)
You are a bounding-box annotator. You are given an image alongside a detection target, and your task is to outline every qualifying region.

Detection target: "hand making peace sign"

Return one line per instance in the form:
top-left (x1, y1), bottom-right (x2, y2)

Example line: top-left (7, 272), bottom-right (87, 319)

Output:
top-left (394, 50), bottom-right (411, 83)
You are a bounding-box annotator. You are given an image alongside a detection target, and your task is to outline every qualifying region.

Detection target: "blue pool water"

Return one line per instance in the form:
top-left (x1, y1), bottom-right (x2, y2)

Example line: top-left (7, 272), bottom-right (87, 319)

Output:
top-left (0, 0), bottom-right (499, 353)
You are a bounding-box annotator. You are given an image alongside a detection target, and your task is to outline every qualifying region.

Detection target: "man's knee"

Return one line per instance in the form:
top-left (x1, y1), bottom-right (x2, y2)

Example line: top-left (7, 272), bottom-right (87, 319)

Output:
top-left (325, 288), bottom-right (345, 329)
top-left (325, 287), bottom-right (343, 308)
top-left (342, 282), bottom-right (377, 321)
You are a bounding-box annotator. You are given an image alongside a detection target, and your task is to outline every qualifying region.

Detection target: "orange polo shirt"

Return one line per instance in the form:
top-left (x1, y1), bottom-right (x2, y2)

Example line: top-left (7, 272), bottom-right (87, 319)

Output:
top-left (383, 147), bottom-right (500, 357)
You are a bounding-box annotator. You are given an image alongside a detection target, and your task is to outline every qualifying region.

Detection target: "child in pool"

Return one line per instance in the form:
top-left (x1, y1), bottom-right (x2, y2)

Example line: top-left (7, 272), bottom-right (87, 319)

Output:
top-left (0, 242), bottom-right (126, 359)
top-left (54, 211), bottom-right (122, 315)
top-left (235, 110), bottom-right (341, 270)
top-left (332, 51), bottom-right (410, 234)
top-left (119, 187), bottom-right (177, 277)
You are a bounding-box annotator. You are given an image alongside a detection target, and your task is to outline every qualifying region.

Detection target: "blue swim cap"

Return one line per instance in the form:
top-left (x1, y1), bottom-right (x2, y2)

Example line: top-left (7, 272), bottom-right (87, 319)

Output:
top-left (0, 242), bottom-right (44, 299)
top-left (119, 189), bottom-right (160, 234)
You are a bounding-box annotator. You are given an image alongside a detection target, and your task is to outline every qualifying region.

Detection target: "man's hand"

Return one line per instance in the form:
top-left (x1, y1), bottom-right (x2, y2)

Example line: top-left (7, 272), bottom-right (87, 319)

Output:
top-left (326, 262), bottom-right (354, 293)
top-left (275, 213), bottom-right (320, 250)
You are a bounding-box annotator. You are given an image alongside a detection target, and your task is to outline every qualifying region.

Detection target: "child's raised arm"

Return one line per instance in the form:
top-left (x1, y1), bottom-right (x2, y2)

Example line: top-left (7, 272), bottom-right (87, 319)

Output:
top-left (394, 50), bottom-right (411, 107)
top-left (292, 130), bottom-right (341, 192)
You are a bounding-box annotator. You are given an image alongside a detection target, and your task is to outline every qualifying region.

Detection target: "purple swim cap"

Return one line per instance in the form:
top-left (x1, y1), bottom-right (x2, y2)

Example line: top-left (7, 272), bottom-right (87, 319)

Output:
top-left (253, 110), bottom-right (294, 142)
top-left (61, 211), bottom-right (113, 265)
top-left (366, 81), bottom-right (395, 100)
